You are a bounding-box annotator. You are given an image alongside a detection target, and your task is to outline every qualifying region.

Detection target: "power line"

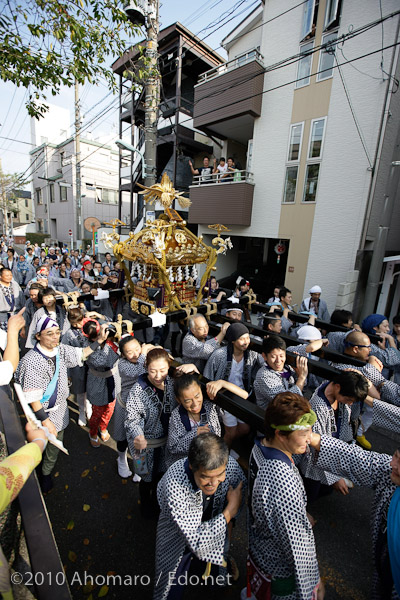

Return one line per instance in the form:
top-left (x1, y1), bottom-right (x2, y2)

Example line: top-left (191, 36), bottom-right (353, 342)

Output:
top-left (177, 40), bottom-right (400, 129)
top-left (334, 53), bottom-right (373, 168)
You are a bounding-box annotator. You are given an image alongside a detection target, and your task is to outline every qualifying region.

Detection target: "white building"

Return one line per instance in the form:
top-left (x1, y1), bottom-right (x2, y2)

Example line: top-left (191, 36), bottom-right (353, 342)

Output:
top-left (188, 0), bottom-right (400, 318)
top-left (30, 104), bottom-right (130, 245)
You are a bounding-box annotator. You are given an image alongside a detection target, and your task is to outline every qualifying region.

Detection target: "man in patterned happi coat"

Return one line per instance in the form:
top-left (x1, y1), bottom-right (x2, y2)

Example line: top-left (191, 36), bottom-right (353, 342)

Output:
top-left (310, 434), bottom-right (400, 600)
top-left (298, 370), bottom-right (368, 501)
top-left (181, 314), bottom-right (229, 372)
top-left (15, 315), bottom-right (108, 492)
top-left (204, 322), bottom-right (263, 447)
top-left (154, 433), bottom-right (245, 600)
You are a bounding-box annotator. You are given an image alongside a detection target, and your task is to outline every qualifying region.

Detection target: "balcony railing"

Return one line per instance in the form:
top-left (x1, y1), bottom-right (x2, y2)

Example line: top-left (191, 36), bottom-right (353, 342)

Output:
top-left (193, 50), bottom-right (265, 141)
top-left (198, 48), bottom-right (264, 84)
top-left (189, 170), bottom-right (254, 226)
top-left (190, 169), bottom-right (253, 186)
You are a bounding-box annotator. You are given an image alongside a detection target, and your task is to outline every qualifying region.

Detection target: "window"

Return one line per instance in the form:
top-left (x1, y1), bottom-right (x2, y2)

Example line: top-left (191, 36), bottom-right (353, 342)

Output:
top-left (296, 41), bottom-right (314, 88)
top-left (36, 188), bottom-right (43, 205)
top-left (24, 199), bottom-right (28, 207)
top-left (283, 167), bottom-right (299, 204)
top-left (283, 122), bottom-right (304, 203)
top-left (303, 164), bottom-right (320, 202)
top-left (60, 186), bottom-right (68, 202)
top-left (26, 214), bottom-right (29, 221)
top-left (288, 123), bottom-right (304, 161)
top-left (301, 0), bottom-right (319, 41)
top-left (317, 32), bottom-right (337, 81)
top-left (324, 0), bottom-right (341, 30)
top-left (37, 219), bottom-right (43, 232)
top-left (302, 117), bottom-right (326, 203)
top-left (96, 188), bottom-right (118, 204)
top-left (308, 118), bottom-right (326, 159)
top-left (49, 183), bottom-right (55, 203)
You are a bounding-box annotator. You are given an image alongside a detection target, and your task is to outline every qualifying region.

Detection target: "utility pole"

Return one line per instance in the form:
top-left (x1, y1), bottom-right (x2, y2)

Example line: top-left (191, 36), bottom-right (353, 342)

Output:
top-left (123, 0), bottom-right (160, 225)
top-left (143, 0), bottom-right (160, 207)
top-left (75, 80), bottom-right (82, 249)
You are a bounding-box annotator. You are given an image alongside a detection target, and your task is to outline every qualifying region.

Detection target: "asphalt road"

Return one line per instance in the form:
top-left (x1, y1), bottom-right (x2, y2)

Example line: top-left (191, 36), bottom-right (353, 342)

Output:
top-left (43, 399), bottom-right (399, 600)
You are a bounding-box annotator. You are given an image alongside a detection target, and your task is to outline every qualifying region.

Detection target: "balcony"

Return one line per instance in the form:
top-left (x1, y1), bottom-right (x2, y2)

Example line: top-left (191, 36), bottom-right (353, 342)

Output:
top-left (193, 50), bottom-right (265, 143)
top-left (188, 170), bottom-right (254, 226)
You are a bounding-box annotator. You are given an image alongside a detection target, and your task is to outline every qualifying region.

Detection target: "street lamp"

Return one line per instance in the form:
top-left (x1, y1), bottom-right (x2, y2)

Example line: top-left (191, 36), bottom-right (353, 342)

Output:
top-left (115, 139), bottom-right (147, 179)
top-left (115, 139), bottom-right (148, 232)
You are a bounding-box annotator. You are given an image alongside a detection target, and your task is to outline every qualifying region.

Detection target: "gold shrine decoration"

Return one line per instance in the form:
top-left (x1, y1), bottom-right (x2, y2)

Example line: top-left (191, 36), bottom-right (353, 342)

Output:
top-left (137, 173), bottom-right (191, 210)
top-left (100, 173), bottom-right (233, 313)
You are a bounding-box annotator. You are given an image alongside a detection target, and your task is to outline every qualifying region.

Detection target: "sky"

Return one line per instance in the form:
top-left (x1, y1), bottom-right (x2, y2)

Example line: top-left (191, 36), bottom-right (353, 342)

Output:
top-left (0, 0), bottom-right (259, 181)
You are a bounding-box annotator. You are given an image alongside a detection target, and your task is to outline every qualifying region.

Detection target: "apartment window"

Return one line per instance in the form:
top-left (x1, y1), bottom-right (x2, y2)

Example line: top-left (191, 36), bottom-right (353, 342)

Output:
top-left (296, 41), bottom-right (314, 88)
top-left (308, 118), bottom-right (326, 159)
top-left (26, 214), bottom-right (29, 221)
top-left (36, 188), bottom-right (43, 205)
top-left (301, 0), bottom-right (319, 41)
top-left (283, 122), bottom-right (304, 203)
top-left (60, 152), bottom-right (65, 167)
top-left (303, 117), bottom-right (326, 203)
top-left (324, 0), bottom-right (341, 30)
top-left (24, 199), bottom-right (28, 207)
top-left (96, 188), bottom-right (118, 205)
top-left (37, 219), bottom-right (43, 232)
top-left (49, 183), bottom-right (55, 203)
top-left (317, 32), bottom-right (337, 81)
top-left (283, 167), bottom-right (299, 204)
top-left (288, 123), bottom-right (304, 161)
top-left (60, 186), bottom-right (68, 202)
top-left (303, 164), bottom-right (320, 202)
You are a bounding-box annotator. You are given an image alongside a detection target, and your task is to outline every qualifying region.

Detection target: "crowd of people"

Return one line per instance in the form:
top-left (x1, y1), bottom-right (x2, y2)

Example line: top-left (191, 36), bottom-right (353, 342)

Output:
top-left (0, 238), bottom-right (399, 600)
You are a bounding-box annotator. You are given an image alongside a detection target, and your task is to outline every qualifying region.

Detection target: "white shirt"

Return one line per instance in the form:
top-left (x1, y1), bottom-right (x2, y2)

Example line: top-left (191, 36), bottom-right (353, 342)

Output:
top-left (228, 356), bottom-right (244, 389)
top-left (0, 360), bottom-right (14, 385)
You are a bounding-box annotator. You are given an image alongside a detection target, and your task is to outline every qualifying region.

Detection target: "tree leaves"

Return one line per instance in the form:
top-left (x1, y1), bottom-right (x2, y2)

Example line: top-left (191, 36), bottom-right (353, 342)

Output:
top-left (0, 0), bottom-right (140, 119)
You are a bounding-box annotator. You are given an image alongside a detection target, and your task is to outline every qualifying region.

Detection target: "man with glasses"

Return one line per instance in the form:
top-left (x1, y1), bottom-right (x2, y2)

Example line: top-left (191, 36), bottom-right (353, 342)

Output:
top-left (330, 330), bottom-right (400, 449)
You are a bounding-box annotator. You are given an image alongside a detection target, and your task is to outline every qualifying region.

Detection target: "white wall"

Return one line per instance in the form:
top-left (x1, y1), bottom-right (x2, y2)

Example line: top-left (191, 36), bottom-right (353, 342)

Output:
top-left (303, 0), bottom-right (400, 309)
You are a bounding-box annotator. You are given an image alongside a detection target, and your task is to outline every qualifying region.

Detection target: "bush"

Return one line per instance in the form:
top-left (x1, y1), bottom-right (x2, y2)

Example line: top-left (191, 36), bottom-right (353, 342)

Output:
top-left (26, 233), bottom-right (48, 246)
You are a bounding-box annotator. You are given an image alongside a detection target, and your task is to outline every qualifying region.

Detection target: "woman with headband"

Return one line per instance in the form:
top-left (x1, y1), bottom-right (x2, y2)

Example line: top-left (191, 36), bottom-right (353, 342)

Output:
top-left (248, 392), bottom-right (323, 600)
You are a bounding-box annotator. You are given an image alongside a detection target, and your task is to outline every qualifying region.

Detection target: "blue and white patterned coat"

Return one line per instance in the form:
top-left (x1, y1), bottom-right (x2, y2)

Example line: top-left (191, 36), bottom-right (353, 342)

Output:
top-left (15, 344), bottom-right (83, 431)
top-left (165, 399), bottom-right (221, 469)
top-left (249, 440), bottom-right (319, 600)
top-left (316, 436), bottom-right (399, 600)
top-left (113, 355), bottom-right (147, 442)
top-left (254, 363), bottom-right (302, 410)
top-left (154, 456), bottom-right (246, 600)
top-left (298, 383), bottom-right (356, 486)
top-left (125, 375), bottom-right (176, 481)
top-left (182, 332), bottom-right (220, 373)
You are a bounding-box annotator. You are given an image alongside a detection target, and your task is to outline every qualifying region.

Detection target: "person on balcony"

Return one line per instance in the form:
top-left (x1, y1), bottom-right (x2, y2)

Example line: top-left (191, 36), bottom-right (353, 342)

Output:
top-left (188, 156), bottom-right (216, 184)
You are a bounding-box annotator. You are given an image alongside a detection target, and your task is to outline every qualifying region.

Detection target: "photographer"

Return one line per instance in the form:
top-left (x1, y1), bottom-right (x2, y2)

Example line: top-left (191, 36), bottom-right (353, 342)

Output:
top-left (84, 318), bottom-right (120, 448)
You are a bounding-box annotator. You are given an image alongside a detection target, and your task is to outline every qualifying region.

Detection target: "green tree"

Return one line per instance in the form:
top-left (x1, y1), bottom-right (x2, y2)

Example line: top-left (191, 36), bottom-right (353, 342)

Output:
top-left (0, 0), bottom-right (139, 118)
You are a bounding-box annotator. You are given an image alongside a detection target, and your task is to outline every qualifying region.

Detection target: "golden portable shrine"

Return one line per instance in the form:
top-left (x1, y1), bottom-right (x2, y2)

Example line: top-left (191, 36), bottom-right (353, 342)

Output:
top-left (101, 173), bottom-right (233, 316)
